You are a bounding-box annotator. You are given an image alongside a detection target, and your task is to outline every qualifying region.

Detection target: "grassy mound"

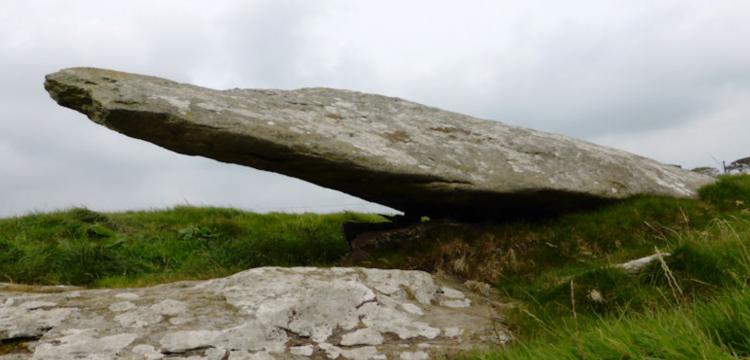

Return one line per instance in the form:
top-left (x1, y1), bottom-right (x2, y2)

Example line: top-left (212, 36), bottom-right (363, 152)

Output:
top-left (470, 175), bottom-right (750, 358)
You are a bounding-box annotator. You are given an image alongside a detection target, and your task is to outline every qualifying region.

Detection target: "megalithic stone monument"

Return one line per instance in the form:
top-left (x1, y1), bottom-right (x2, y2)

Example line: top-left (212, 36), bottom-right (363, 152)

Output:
top-left (44, 68), bottom-right (714, 220)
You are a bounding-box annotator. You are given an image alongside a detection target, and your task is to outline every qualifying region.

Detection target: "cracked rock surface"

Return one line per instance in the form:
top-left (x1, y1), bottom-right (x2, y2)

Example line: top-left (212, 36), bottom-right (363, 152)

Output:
top-left (0, 267), bottom-right (506, 359)
top-left (44, 68), bottom-right (713, 220)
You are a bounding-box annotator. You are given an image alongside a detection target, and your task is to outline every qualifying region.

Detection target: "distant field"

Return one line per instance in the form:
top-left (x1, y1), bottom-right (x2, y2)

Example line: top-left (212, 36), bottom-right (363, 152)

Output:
top-left (1, 175), bottom-right (749, 358)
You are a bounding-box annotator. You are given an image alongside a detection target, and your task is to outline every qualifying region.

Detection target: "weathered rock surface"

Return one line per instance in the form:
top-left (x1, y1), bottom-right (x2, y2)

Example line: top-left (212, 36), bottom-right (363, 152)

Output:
top-left (44, 68), bottom-right (714, 219)
top-left (0, 267), bottom-right (505, 359)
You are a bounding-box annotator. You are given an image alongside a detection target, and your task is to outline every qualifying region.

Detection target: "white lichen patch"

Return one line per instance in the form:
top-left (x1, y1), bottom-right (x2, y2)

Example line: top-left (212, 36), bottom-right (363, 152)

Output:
top-left (150, 95), bottom-right (191, 114)
top-left (358, 302), bottom-right (441, 340)
top-left (444, 327), bottom-right (463, 338)
top-left (340, 328), bottom-right (384, 346)
top-left (196, 101), bottom-right (227, 112)
top-left (32, 329), bottom-right (137, 360)
top-left (441, 299), bottom-right (472, 308)
top-left (340, 346), bottom-right (381, 360)
top-left (0, 303), bottom-right (77, 340)
top-left (289, 345), bottom-right (314, 356)
top-left (400, 303), bottom-right (424, 316)
top-left (400, 351), bottom-right (429, 360)
top-left (115, 308), bottom-right (163, 328)
top-left (150, 299), bottom-right (187, 316)
top-left (108, 301), bottom-right (136, 312)
top-left (115, 292), bottom-right (140, 300)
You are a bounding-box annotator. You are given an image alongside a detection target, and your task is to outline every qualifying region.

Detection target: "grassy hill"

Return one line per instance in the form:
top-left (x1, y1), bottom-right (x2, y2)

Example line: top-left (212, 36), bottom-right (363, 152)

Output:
top-left (1, 175), bottom-right (749, 358)
top-left (0, 209), bottom-right (384, 287)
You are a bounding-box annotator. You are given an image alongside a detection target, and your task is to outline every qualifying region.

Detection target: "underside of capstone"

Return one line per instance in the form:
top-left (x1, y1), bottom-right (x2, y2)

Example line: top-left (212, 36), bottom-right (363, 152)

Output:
top-left (44, 68), bottom-right (714, 220)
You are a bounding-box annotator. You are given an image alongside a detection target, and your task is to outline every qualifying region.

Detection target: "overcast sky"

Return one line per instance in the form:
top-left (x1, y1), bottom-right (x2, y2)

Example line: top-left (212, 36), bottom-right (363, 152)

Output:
top-left (2, 1), bottom-right (749, 217)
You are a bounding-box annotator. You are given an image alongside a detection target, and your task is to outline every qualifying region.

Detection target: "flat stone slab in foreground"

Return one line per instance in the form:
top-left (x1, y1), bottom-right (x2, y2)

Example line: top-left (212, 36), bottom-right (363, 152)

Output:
top-left (0, 267), bottom-right (504, 359)
top-left (44, 68), bottom-right (713, 219)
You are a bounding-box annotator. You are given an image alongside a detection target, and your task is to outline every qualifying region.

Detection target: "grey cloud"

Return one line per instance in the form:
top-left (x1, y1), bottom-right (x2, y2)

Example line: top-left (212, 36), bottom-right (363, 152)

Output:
top-left (1, 0), bottom-right (749, 217)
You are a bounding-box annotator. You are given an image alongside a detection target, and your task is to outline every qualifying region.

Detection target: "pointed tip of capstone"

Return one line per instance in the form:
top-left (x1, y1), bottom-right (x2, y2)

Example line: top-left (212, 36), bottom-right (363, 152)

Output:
top-left (43, 67), bottom-right (121, 117)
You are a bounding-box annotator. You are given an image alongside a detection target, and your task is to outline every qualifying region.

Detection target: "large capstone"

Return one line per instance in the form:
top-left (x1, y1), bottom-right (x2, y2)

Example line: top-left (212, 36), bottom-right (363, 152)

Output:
top-left (44, 68), bottom-right (714, 220)
top-left (0, 267), bottom-right (504, 359)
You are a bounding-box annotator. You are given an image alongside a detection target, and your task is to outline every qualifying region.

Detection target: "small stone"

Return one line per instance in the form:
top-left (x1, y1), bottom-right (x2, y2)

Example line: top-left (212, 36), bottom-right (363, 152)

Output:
top-left (618, 253), bottom-right (670, 274)
top-left (289, 345), bottom-right (314, 356)
top-left (440, 287), bottom-right (465, 299)
top-left (588, 289), bottom-right (605, 303)
top-left (340, 328), bottom-right (384, 346)
top-left (496, 332), bottom-right (512, 344)
top-left (108, 301), bottom-right (136, 312)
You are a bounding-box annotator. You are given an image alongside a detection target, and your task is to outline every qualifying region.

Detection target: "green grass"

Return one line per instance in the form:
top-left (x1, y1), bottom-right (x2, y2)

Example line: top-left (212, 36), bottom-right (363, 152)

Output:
top-left (474, 289), bottom-right (750, 359)
top-left (1, 175), bottom-right (750, 358)
top-left (0, 206), bottom-right (383, 287)
top-left (472, 175), bottom-right (750, 358)
top-left (354, 176), bottom-right (748, 282)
